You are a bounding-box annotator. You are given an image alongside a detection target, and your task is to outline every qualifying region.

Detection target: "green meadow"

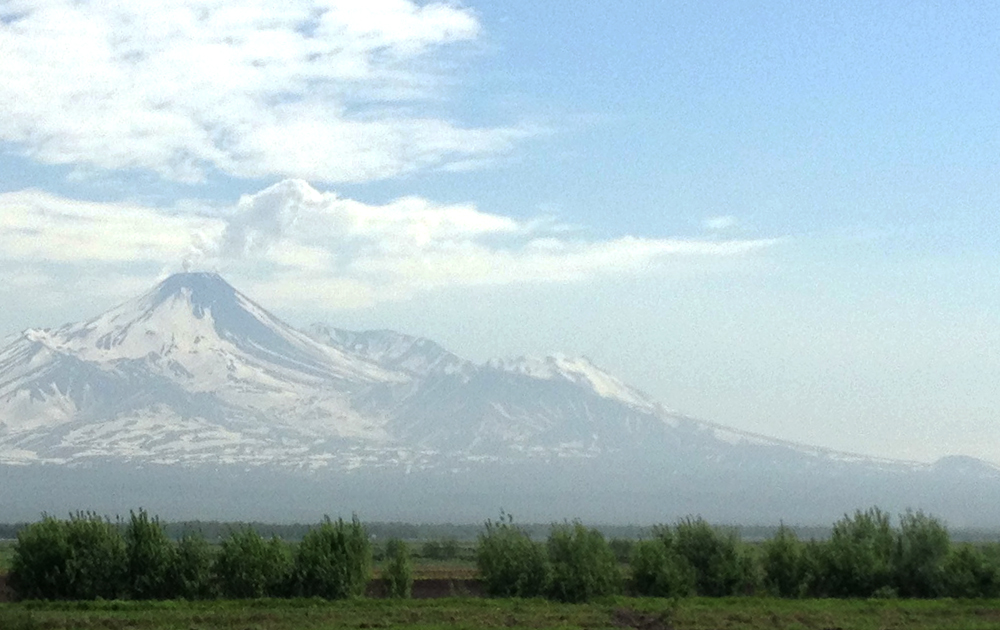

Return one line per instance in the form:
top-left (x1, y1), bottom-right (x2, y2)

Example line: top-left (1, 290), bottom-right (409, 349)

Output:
top-left (4, 597), bottom-right (1000, 630)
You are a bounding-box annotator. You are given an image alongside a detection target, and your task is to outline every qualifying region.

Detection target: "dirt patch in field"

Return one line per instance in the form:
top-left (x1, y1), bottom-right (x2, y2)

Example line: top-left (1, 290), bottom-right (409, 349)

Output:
top-left (611, 608), bottom-right (674, 630)
top-left (366, 578), bottom-right (485, 599)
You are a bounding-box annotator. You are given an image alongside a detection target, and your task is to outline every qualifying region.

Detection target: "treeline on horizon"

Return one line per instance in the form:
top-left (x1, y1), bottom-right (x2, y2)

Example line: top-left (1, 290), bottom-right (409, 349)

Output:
top-left (5, 507), bottom-right (1000, 601)
top-left (4, 519), bottom-right (1000, 544)
top-left (2, 521), bottom-right (837, 543)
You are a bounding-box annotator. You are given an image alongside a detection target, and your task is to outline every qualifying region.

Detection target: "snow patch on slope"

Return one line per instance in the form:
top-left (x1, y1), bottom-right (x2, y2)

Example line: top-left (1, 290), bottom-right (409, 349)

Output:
top-left (487, 354), bottom-right (660, 412)
top-left (308, 324), bottom-right (469, 377)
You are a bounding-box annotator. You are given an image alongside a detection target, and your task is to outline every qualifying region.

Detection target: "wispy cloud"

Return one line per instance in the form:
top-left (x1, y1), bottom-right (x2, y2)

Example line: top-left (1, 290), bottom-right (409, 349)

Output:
top-left (0, 182), bottom-right (780, 309)
top-left (703, 215), bottom-right (738, 231)
top-left (0, 190), bottom-right (220, 263)
top-left (0, 0), bottom-right (529, 183)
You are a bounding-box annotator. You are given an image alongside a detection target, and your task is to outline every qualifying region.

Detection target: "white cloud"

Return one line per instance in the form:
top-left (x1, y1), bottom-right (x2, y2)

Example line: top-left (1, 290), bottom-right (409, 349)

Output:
top-left (0, 0), bottom-right (527, 183)
top-left (704, 215), bottom-right (738, 231)
top-left (0, 182), bottom-right (779, 309)
top-left (0, 189), bottom-right (221, 263)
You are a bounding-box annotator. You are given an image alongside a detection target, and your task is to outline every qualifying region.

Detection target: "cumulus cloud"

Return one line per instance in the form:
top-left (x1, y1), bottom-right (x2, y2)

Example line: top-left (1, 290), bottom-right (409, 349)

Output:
top-left (0, 0), bottom-right (528, 183)
top-left (0, 182), bottom-right (779, 309)
top-left (210, 179), bottom-right (521, 260)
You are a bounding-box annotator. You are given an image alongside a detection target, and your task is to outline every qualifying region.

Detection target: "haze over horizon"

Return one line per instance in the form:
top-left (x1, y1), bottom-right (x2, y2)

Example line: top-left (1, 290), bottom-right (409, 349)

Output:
top-left (1, 1), bottom-right (998, 466)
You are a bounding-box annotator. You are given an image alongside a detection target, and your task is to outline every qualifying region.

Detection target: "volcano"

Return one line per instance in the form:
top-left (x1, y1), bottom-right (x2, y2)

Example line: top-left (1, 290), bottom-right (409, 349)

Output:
top-left (1, 272), bottom-right (998, 525)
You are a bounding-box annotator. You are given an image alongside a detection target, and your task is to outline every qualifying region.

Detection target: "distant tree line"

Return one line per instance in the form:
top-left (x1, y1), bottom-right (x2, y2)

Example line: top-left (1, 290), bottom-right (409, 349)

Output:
top-left (0, 523), bottom-right (27, 540)
top-left (1, 520), bottom-right (484, 544)
top-left (4, 518), bottom-right (1000, 544)
top-left (7, 507), bottom-right (1000, 601)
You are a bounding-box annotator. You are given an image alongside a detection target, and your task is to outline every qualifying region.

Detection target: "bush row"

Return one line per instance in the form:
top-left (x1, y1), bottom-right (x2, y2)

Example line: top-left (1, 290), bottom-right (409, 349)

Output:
top-left (10, 510), bottom-right (412, 601)
top-left (476, 515), bottom-right (628, 603)
top-left (750, 508), bottom-right (1000, 599)
top-left (11, 507), bottom-right (1000, 602)
top-left (477, 508), bottom-right (1000, 601)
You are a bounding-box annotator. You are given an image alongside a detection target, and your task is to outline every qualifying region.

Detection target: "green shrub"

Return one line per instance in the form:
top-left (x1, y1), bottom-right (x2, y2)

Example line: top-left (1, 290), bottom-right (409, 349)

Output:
top-left (816, 507), bottom-right (895, 598)
top-left (761, 524), bottom-right (807, 597)
top-left (941, 543), bottom-right (1000, 598)
top-left (892, 510), bottom-right (950, 598)
top-left (476, 513), bottom-right (550, 598)
top-left (546, 522), bottom-right (621, 602)
top-left (798, 539), bottom-right (827, 596)
top-left (170, 532), bottom-right (215, 599)
top-left (980, 544), bottom-right (1000, 597)
top-left (9, 516), bottom-right (72, 600)
top-left (421, 538), bottom-right (460, 560)
top-left (124, 509), bottom-right (177, 599)
top-left (629, 537), bottom-right (695, 597)
top-left (420, 540), bottom-right (441, 560)
top-left (63, 513), bottom-right (127, 600)
top-left (214, 528), bottom-right (291, 599)
top-left (292, 516), bottom-right (372, 599)
top-left (384, 538), bottom-right (413, 598)
top-left (442, 538), bottom-right (460, 559)
top-left (609, 538), bottom-right (634, 564)
top-left (672, 517), bottom-right (755, 596)
top-left (11, 513), bottom-right (127, 600)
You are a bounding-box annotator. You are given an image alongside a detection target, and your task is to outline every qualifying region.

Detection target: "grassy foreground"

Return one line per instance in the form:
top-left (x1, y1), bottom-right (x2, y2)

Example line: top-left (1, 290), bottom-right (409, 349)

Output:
top-left (3, 597), bottom-right (1000, 630)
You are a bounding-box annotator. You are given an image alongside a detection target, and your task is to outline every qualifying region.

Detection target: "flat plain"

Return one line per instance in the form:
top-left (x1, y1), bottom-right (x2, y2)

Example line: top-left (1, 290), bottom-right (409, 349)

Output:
top-left (3, 597), bottom-right (1000, 630)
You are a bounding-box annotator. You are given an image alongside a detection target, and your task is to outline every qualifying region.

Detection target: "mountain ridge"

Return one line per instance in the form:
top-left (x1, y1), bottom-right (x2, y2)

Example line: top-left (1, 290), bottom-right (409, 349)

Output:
top-left (0, 271), bottom-right (985, 470)
top-left (2, 272), bottom-right (998, 524)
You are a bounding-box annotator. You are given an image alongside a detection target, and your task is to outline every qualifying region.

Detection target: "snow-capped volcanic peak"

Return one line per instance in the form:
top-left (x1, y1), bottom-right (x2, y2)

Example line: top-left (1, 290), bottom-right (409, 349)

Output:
top-left (47, 275), bottom-right (232, 361)
top-left (31, 272), bottom-right (397, 383)
top-left (488, 354), bottom-right (659, 411)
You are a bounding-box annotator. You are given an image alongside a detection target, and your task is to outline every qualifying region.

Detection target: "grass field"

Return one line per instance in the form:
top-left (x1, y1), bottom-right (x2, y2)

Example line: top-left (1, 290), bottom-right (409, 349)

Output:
top-left (3, 597), bottom-right (1000, 630)
top-left (377, 559), bottom-right (477, 581)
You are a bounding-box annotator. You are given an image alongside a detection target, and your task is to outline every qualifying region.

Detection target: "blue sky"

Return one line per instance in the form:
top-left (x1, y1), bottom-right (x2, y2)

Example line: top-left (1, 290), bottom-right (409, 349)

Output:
top-left (1, 0), bottom-right (998, 463)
